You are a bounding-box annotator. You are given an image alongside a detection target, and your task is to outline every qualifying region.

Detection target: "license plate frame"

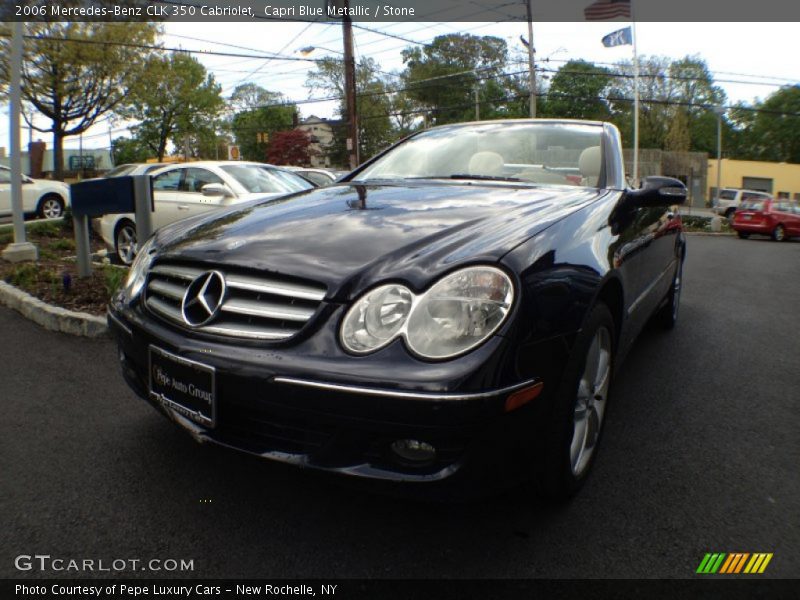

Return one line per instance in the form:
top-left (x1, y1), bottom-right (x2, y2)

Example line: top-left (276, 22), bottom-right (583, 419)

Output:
top-left (149, 345), bottom-right (216, 428)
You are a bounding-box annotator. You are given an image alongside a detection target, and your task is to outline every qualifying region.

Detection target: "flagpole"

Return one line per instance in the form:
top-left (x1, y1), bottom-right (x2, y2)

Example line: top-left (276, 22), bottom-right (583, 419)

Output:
top-left (631, 15), bottom-right (639, 185)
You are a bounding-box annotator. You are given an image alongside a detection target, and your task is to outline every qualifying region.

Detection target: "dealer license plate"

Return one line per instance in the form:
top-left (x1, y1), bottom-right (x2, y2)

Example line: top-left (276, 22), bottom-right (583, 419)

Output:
top-left (149, 345), bottom-right (216, 428)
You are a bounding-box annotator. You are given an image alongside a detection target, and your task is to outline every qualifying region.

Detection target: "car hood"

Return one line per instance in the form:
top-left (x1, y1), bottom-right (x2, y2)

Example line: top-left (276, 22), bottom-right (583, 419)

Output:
top-left (33, 178), bottom-right (69, 190)
top-left (155, 181), bottom-right (604, 300)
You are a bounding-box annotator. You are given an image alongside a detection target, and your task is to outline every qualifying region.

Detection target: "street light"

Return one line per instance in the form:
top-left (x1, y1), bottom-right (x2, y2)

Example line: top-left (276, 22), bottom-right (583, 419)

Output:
top-left (713, 105), bottom-right (726, 209)
top-left (297, 45), bottom-right (344, 57)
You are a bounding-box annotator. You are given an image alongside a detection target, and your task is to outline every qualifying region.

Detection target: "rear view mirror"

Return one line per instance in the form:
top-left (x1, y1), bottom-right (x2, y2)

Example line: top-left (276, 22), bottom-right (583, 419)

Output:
top-left (624, 176), bottom-right (687, 208)
top-left (201, 183), bottom-right (233, 198)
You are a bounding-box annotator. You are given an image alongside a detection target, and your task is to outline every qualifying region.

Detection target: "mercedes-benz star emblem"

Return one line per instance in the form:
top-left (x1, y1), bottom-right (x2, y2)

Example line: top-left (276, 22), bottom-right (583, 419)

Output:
top-left (181, 271), bottom-right (227, 327)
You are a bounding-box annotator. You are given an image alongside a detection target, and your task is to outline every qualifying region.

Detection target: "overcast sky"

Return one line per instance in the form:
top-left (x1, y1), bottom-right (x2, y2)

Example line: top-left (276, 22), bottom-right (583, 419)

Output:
top-left (3, 21), bottom-right (799, 153)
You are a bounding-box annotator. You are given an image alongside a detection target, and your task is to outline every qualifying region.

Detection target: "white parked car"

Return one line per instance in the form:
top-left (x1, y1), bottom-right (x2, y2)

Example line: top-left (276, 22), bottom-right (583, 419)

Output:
top-left (104, 162), bottom-right (168, 178)
top-left (97, 161), bottom-right (314, 264)
top-left (712, 188), bottom-right (772, 220)
top-left (0, 165), bottom-right (70, 219)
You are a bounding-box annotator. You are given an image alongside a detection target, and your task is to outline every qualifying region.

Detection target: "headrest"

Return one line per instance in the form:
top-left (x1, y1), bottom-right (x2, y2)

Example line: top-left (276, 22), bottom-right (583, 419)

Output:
top-left (578, 146), bottom-right (602, 177)
top-left (468, 151), bottom-right (504, 176)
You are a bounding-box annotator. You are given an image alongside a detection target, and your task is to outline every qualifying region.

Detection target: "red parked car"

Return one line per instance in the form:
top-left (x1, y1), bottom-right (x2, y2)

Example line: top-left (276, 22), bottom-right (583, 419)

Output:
top-left (732, 198), bottom-right (800, 241)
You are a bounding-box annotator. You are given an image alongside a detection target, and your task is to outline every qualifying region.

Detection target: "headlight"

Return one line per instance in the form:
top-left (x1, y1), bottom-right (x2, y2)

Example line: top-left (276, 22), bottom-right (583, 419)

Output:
top-left (123, 236), bottom-right (156, 301)
top-left (340, 284), bottom-right (413, 354)
top-left (340, 266), bottom-right (514, 360)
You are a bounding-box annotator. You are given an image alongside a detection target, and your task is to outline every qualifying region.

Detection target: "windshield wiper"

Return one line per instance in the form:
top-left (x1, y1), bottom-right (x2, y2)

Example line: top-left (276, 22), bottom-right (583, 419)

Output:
top-left (447, 174), bottom-right (523, 182)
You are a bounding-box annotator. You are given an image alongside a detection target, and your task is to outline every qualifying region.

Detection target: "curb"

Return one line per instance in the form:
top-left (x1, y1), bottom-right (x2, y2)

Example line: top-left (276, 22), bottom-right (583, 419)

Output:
top-left (0, 280), bottom-right (108, 338)
top-left (683, 232), bottom-right (735, 236)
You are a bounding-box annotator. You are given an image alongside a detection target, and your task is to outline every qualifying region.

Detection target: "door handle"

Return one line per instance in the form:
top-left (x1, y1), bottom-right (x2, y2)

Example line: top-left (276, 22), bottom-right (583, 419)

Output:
top-left (177, 205), bottom-right (189, 211)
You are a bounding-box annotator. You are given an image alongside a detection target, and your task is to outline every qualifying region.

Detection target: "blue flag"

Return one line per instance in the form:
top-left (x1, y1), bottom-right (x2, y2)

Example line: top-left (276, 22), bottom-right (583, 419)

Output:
top-left (602, 27), bottom-right (632, 47)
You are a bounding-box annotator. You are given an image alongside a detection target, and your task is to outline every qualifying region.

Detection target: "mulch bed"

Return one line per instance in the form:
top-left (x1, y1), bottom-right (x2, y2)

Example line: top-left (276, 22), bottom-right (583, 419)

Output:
top-left (0, 220), bottom-right (125, 316)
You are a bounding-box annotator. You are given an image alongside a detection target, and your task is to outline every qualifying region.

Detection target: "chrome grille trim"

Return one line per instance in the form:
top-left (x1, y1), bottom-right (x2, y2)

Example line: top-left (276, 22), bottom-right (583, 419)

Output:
top-left (225, 273), bottom-right (326, 301)
top-left (148, 279), bottom-right (185, 301)
top-left (150, 264), bottom-right (205, 280)
top-left (145, 261), bottom-right (326, 341)
top-left (221, 298), bottom-right (316, 322)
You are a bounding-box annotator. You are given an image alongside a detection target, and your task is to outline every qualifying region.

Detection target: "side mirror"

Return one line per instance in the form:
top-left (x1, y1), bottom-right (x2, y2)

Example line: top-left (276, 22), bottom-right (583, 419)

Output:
top-left (22, 176), bottom-right (34, 184)
top-left (201, 183), bottom-right (233, 198)
top-left (624, 176), bottom-right (687, 208)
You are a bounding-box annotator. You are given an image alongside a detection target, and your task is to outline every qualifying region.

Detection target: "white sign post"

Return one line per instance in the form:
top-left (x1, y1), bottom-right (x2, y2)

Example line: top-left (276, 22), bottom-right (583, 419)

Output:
top-left (1, 21), bottom-right (38, 263)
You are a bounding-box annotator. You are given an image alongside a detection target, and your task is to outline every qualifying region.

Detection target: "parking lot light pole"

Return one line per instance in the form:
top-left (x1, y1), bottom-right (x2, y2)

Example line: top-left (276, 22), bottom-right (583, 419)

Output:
top-left (1, 21), bottom-right (38, 264)
top-left (713, 105), bottom-right (725, 208)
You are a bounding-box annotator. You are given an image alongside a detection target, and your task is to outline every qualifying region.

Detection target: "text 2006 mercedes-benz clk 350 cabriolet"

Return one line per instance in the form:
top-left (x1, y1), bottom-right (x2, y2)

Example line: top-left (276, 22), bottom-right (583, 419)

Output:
top-left (108, 120), bottom-right (686, 501)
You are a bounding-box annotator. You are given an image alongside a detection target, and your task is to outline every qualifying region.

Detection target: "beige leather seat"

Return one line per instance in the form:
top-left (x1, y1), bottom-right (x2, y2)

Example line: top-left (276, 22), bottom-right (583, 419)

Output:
top-left (579, 146), bottom-right (602, 187)
top-left (467, 151), bottom-right (504, 176)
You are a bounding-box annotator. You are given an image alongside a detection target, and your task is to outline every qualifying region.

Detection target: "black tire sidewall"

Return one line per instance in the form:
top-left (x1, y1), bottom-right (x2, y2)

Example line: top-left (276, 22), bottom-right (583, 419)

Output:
top-left (538, 302), bottom-right (615, 502)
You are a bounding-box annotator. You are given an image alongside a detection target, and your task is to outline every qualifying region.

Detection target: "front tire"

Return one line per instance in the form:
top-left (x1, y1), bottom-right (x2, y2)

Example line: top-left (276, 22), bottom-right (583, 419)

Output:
top-left (537, 303), bottom-right (614, 503)
top-left (725, 208), bottom-right (736, 221)
top-left (37, 194), bottom-right (65, 219)
top-left (772, 224), bottom-right (786, 242)
top-left (114, 220), bottom-right (138, 266)
top-left (737, 231), bottom-right (750, 239)
top-left (656, 258), bottom-right (683, 329)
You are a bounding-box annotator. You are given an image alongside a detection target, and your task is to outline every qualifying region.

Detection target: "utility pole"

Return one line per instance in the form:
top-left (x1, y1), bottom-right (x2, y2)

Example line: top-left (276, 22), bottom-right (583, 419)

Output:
top-left (474, 84), bottom-right (480, 120)
top-left (342, 0), bottom-right (359, 170)
top-left (526, 0), bottom-right (536, 118)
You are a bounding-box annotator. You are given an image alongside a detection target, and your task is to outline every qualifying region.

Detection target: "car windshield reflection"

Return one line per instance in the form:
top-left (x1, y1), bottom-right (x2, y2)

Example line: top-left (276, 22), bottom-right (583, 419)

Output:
top-left (220, 165), bottom-right (314, 194)
top-left (354, 121), bottom-right (604, 188)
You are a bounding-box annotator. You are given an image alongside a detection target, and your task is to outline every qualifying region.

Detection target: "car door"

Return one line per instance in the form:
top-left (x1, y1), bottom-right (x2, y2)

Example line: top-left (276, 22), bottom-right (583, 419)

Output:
top-left (0, 167), bottom-right (10, 215)
top-left (614, 204), bottom-right (678, 334)
top-left (150, 167), bottom-right (183, 229)
top-left (172, 167), bottom-right (229, 220)
top-left (785, 202), bottom-right (800, 235)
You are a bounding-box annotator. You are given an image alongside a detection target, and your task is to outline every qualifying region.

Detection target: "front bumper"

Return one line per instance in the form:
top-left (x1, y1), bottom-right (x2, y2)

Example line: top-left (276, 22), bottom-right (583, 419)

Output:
top-left (108, 305), bottom-right (546, 484)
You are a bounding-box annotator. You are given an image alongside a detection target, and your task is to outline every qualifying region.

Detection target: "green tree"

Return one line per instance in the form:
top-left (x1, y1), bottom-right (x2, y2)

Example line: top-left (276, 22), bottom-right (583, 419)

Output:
top-left (401, 34), bottom-right (510, 125)
top-left (228, 83), bottom-right (282, 112)
top-left (0, 22), bottom-right (159, 179)
top-left (608, 55), bottom-right (726, 153)
top-left (111, 135), bottom-right (151, 164)
top-left (545, 60), bottom-right (612, 120)
top-left (306, 57), bottom-right (394, 162)
top-left (123, 53), bottom-right (224, 160)
top-left (747, 86), bottom-right (800, 163)
top-left (231, 102), bottom-right (296, 162)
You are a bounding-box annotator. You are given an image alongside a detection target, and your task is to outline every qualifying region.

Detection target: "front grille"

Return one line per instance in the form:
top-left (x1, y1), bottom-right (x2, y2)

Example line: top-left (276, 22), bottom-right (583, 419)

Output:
top-left (144, 262), bottom-right (327, 341)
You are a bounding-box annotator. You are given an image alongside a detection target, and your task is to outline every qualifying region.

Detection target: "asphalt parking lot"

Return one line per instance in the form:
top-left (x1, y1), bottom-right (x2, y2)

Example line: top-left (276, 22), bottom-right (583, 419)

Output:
top-left (2, 235), bottom-right (798, 580)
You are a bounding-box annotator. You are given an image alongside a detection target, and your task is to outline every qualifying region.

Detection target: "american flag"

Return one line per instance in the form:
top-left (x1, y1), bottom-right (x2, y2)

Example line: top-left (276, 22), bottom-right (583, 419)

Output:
top-left (584, 0), bottom-right (631, 20)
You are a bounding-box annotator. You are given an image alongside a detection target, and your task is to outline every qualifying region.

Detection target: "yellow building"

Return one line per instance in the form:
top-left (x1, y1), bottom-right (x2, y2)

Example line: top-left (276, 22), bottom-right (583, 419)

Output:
top-left (708, 158), bottom-right (800, 201)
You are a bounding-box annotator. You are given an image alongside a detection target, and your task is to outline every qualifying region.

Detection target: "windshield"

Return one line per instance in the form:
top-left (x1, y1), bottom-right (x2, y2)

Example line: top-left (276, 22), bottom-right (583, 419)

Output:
top-left (220, 165), bottom-right (314, 194)
top-left (105, 164), bottom-right (136, 178)
top-left (354, 122), bottom-right (605, 187)
top-left (741, 200), bottom-right (766, 211)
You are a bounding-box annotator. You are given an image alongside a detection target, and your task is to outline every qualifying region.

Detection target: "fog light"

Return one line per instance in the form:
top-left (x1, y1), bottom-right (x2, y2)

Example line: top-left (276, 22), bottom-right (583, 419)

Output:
top-left (390, 439), bottom-right (437, 464)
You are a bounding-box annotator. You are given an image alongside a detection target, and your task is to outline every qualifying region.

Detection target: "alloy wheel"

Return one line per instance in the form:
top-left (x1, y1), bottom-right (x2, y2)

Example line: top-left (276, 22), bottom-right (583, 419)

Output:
top-left (570, 326), bottom-right (612, 477)
top-left (41, 197), bottom-right (63, 219)
top-left (116, 224), bottom-right (138, 265)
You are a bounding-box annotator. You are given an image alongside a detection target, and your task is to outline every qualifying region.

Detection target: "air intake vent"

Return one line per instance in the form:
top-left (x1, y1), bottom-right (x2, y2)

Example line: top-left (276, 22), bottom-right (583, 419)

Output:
top-left (144, 262), bottom-right (326, 341)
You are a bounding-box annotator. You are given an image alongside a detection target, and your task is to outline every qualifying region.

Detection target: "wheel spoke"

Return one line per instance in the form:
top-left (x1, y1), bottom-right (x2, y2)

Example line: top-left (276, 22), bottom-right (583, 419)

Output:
top-left (583, 337), bottom-right (600, 390)
top-left (570, 325), bottom-right (612, 477)
top-left (570, 409), bottom-right (589, 472)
